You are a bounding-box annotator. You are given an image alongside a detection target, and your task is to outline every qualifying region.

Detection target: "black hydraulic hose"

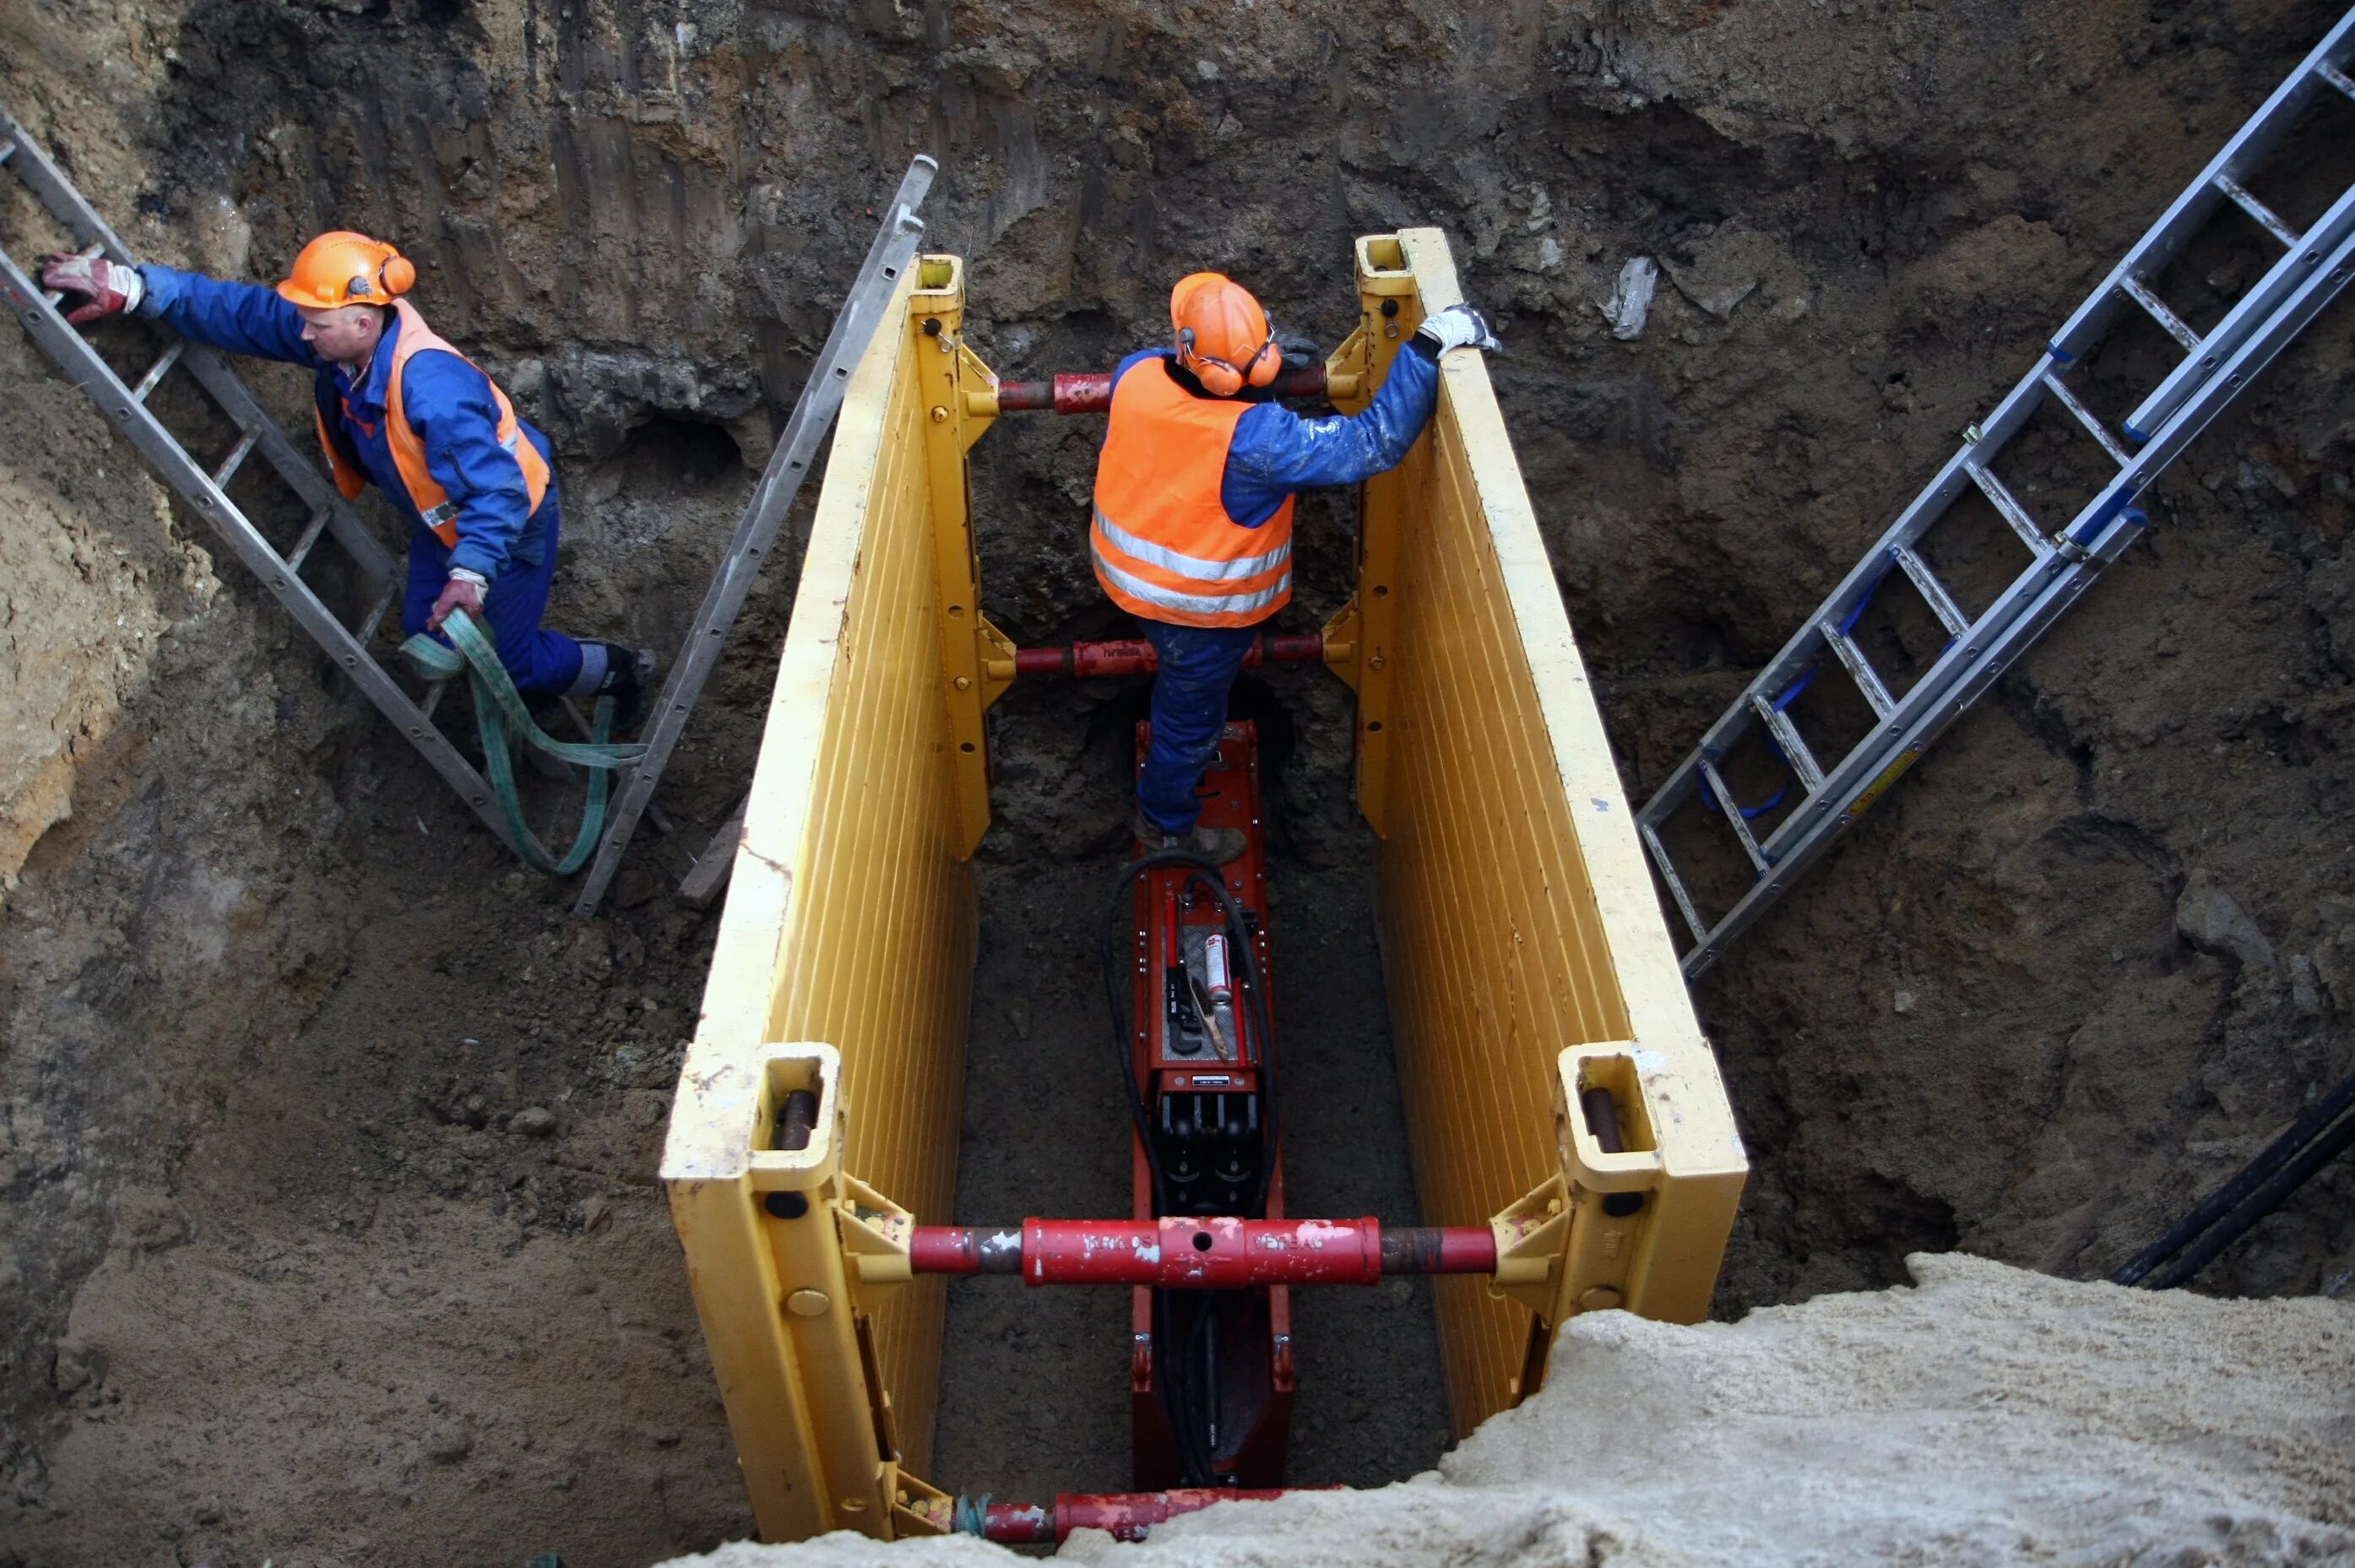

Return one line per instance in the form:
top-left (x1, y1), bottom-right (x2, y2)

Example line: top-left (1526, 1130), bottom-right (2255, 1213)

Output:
top-left (2112, 1066), bottom-right (2355, 1287)
top-left (2141, 1096), bottom-right (2355, 1289)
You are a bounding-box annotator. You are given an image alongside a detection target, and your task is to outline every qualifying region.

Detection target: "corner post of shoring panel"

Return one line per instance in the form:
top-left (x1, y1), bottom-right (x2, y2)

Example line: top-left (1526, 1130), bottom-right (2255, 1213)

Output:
top-left (1491, 1044), bottom-right (1745, 1397)
top-left (664, 1044), bottom-right (950, 1541)
top-left (909, 255), bottom-right (1014, 858)
top-left (1321, 234), bottom-right (1427, 836)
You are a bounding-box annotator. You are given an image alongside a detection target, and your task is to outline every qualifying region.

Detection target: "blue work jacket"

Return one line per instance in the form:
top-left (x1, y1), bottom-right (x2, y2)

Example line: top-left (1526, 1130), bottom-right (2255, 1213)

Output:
top-left (136, 265), bottom-right (554, 582)
top-left (1106, 337), bottom-right (1442, 527)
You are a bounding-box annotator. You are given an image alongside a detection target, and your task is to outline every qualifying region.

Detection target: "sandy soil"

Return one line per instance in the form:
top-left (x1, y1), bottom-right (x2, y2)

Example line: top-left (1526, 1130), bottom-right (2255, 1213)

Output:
top-left (661, 1255), bottom-right (2355, 1566)
top-left (2, 1), bottom-right (2353, 1565)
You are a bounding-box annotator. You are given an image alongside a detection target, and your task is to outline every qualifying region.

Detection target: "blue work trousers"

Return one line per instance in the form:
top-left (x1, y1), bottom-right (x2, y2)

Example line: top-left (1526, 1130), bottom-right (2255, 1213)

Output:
top-left (1137, 619), bottom-right (1259, 833)
top-left (401, 491), bottom-right (587, 697)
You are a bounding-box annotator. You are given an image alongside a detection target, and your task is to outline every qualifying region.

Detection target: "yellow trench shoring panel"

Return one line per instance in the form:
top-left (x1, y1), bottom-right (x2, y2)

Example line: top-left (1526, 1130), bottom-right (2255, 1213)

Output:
top-left (1344, 230), bottom-right (1749, 1436)
top-left (665, 232), bottom-right (1749, 1541)
top-left (664, 260), bottom-right (976, 1540)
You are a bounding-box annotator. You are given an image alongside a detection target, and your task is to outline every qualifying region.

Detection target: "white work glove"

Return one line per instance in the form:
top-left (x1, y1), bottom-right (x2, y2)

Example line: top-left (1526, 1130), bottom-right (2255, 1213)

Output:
top-left (41, 252), bottom-right (145, 324)
top-left (1416, 302), bottom-right (1500, 355)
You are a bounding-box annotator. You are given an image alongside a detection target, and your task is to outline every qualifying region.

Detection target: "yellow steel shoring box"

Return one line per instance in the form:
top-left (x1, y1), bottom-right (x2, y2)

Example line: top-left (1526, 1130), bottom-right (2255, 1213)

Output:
top-left (668, 233), bottom-right (1746, 1540)
top-left (664, 257), bottom-right (1002, 1542)
top-left (1322, 230), bottom-right (1748, 1435)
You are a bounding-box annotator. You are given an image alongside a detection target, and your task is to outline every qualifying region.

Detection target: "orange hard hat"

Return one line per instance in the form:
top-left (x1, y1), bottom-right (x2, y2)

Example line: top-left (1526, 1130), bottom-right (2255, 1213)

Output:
top-left (1170, 272), bottom-right (1278, 397)
top-left (275, 231), bottom-right (416, 310)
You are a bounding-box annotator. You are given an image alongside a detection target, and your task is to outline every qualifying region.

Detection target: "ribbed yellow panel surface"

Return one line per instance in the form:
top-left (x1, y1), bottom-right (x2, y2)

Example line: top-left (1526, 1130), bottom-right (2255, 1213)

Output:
top-left (759, 301), bottom-right (972, 1475)
top-left (1372, 230), bottom-right (1744, 1438)
top-left (671, 263), bottom-right (972, 1505)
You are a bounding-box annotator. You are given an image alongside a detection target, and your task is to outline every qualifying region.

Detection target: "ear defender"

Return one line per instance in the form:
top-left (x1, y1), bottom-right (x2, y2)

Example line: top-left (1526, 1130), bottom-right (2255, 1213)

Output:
top-left (1184, 334), bottom-right (1245, 397)
top-left (379, 250), bottom-right (417, 296)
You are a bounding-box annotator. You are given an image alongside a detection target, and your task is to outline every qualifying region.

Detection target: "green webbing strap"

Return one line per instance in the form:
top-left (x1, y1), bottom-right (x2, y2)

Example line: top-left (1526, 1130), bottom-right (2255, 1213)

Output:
top-left (400, 608), bottom-right (648, 876)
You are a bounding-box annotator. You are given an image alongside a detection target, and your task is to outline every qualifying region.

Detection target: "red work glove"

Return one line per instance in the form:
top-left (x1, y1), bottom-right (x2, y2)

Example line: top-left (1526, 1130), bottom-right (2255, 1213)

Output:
top-left (41, 252), bottom-right (144, 325)
top-left (426, 573), bottom-right (486, 634)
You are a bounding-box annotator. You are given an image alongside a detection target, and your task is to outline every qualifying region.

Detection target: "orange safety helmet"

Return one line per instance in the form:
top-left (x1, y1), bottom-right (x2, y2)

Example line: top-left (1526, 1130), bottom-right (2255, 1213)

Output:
top-left (275, 231), bottom-right (416, 310)
top-left (1170, 271), bottom-right (1278, 397)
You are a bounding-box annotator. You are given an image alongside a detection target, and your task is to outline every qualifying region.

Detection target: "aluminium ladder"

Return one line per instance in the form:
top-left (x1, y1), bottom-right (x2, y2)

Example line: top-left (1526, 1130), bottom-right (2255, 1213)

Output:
top-left (1640, 12), bottom-right (2355, 980)
top-left (0, 105), bottom-right (522, 853)
top-left (569, 160), bottom-right (933, 914)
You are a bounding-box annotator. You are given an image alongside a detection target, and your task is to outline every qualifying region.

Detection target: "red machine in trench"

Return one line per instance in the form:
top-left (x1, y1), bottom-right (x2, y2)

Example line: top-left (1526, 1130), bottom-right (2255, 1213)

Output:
top-left (1123, 720), bottom-right (1290, 1488)
top-left (899, 700), bottom-right (1506, 1543)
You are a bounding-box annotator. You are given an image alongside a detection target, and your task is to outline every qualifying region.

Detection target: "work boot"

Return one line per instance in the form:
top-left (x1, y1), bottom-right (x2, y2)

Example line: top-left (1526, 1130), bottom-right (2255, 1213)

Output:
top-left (587, 643), bottom-right (658, 735)
top-left (1133, 807), bottom-right (1247, 866)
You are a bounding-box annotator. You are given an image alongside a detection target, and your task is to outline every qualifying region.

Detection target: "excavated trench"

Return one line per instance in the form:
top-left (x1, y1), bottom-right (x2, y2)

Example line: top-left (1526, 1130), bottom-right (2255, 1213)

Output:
top-left (3, 2), bottom-right (2353, 1564)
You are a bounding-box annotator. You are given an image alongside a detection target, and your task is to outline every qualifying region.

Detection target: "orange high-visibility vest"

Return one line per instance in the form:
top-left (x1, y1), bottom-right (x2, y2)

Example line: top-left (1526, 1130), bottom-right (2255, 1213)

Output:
top-left (314, 298), bottom-right (550, 547)
top-left (1091, 357), bottom-right (1294, 628)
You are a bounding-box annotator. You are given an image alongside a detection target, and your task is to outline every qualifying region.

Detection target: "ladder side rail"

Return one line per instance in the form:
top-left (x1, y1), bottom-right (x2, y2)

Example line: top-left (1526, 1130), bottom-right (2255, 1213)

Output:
top-left (1645, 344), bottom-right (2064, 837)
top-left (2045, 8), bottom-right (2355, 361)
top-left (1742, 269), bottom-right (2291, 869)
top-left (570, 204), bottom-right (931, 914)
top-left (0, 242), bottom-right (518, 853)
top-left (171, 343), bottom-right (396, 587)
top-left (1686, 222), bottom-right (2355, 976)
top-left (2127, 179), bottom-right (2355, 439)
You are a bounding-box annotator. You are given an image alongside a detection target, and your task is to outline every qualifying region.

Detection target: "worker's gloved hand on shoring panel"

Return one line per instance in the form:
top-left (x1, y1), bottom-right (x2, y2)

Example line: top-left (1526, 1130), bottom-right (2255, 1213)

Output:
top-left (1416, 301), bottom-right (1500, 355)
top-left (427, 569), bottom-right (487, 635)
top-left (40, 252), bottom-right (144, 325)
top-left (1276, 329), bottom-right (1321, 372)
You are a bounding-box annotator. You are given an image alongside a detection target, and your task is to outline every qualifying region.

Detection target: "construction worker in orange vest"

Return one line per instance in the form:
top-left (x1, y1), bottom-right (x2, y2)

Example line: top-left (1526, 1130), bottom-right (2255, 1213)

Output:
top-left (1094, 272), bottom-right (1499, 864)
top-left (41, 233), bottom-right (655, 727)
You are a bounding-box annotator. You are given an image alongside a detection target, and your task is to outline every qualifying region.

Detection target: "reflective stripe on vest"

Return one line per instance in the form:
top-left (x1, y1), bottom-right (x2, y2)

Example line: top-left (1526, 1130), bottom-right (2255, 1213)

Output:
top-left (1090, 357), bottom-right (1294, 629)
top-left (312, 299), bottom-right (551, 549)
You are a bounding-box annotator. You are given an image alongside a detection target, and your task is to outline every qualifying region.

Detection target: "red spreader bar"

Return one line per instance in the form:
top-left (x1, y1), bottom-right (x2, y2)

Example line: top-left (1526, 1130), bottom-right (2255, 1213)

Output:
top-left (1012, 632), bottom-right (1328, 679)
top-left (909, 1217), bottom-right (1497, 1287)
top-left (969, 1488), bottom-right (1298, 1544)
top-left (995, 363), bottom-right (1332, 414)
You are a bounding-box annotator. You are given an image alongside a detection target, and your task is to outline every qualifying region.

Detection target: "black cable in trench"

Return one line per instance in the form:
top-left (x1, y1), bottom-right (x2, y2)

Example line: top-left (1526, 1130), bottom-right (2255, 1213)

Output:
top-left (2113, 1066), bottom-right (2355, 1289)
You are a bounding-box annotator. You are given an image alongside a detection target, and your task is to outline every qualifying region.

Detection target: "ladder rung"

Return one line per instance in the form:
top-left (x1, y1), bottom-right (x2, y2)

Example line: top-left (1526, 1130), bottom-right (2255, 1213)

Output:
top-left (1640, 820), bottom-right (1710, 947)
top-left (1696, 757), bottom-right (1770, 871)
top-left (285, 506), bottom-right (333, 574)
top-left (2215, 172), bottom-right (2301, 247)
top-left (2039, 371), bottom-right (2133, 469)
top-left (130, 343), bottom-right (183, 403)
top-left (1966, 459), bottom-right (2051, 556)
top-left (1820, 619), bottom-right (1896, 719)
top-left (0, 138), bottom-right (16, 167)
top-left (419, 680), bottom-right (450, 721)
top-left (1749, 694), bottom-right (1826, 794)
top-left (1890, 545), bottom-right (1971, 638)
top-left (2318, 60), bottom-right (2354, 99)
top-left (210, 429), bottom-right (259, 490)
top-left (2119, 274), bottom-right (2202, 352)
top-left (356, 582), bottom-right (399, 646)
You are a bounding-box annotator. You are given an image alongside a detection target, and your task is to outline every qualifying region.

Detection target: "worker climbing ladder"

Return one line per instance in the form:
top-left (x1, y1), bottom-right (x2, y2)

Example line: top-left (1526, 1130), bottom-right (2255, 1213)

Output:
top-left (2, 104), bottom-right (935, 885)
top-left (1640, 11), bottom-right (2355, 979)
top-left (0, 103), bottom-right (529, 854)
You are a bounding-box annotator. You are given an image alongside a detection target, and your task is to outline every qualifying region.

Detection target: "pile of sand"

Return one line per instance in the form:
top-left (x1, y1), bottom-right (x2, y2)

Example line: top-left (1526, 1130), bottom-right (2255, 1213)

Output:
top-left (659, 1254), bottom-right (2355, 1566)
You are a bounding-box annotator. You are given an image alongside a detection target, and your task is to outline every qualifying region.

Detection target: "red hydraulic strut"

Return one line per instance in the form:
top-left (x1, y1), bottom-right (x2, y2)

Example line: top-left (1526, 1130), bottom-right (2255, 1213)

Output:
top-left (910, 1217), bottom-right (1498, 1286)
top-left (994, 363), bottom-right (1332, 414)
top-left (1012, 632), bottom-right (1327, 678)
top-left (970, 1487), bottom-right (1296, 1544)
